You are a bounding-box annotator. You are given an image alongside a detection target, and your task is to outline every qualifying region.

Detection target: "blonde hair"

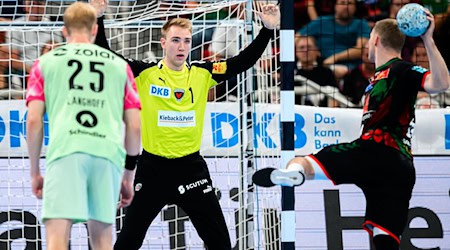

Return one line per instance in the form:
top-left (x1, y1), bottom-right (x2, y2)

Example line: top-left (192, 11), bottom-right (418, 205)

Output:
top-left (63, 2), bottom-right (97, 34)
top-left (373, 19), bottom-right (405, 53)
top-left (161, 18), bottom-right (192, 38)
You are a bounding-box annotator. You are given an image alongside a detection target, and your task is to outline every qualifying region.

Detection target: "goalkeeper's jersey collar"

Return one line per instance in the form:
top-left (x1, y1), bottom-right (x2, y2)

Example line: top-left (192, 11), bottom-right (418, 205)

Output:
top-left (157, 60), bottom-right (192, 70)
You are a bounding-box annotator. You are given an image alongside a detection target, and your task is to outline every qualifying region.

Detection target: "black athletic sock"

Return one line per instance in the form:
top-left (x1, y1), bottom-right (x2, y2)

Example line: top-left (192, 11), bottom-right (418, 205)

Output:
top-left (373, 234), bottom-right (399, 250)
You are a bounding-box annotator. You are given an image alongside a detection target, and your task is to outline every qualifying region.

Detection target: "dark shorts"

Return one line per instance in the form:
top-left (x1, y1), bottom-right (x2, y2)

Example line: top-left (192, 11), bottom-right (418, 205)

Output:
top-left (114, 150), bottom-right (231, 250)
top-left (310, 139), bottom-right (415, 240)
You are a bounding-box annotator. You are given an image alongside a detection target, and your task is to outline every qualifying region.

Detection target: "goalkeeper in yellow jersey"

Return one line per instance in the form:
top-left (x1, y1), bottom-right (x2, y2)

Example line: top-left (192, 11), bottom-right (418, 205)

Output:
top-left (90, 0), bottom-right (279, 249)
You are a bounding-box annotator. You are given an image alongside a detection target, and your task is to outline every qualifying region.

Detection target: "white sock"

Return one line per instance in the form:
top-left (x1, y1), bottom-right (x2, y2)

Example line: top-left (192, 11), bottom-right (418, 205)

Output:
top-left (287, 163), bottom-right (305, 173)
top-left (373, 227), bottom-right (389, 236)
top-left (305, 156), bottom-right (329, 180)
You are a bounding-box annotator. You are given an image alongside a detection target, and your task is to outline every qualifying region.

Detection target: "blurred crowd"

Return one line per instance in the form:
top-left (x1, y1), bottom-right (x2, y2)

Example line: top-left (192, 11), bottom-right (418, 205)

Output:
top-left (0, 0), bottom-right (449, 108)
top-left (0, 0), bottom-right (62, 100)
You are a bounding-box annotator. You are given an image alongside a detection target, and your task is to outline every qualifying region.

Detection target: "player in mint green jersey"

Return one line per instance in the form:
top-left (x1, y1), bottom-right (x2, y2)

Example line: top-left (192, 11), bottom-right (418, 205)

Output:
top-left (25, 2), bottom-right (141, 250)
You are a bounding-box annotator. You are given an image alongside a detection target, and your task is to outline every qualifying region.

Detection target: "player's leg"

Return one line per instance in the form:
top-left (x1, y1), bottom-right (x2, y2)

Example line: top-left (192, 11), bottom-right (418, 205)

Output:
top-left (88, 219), bottom-right (113, 250)
top-left (114, 152), bottom-right (169, 250)
top-left (174, 154), bottom-right (231, 249)
top-left (361, 145), bottom-right (415, 250)
top-left (363, 222), bottom-right (402, 250)
top-left (373, 234), bottom-right (399, 250)
top-left (252, 165), bottom-right (306, 187)
top-left (45, 219), bottom-right (72, 250)
top-left (42, 153), bottom-right (92, 249)
top-left (253, 140), bottom-right (364, 188)
top-left (86, 155), bottom-right (121, 250)
top-left (178, 185), bottom-right (231, 249)
top-left (252, 153), bottom-right (332, 187)
top-left (114, 194), bottom-right (166, 250)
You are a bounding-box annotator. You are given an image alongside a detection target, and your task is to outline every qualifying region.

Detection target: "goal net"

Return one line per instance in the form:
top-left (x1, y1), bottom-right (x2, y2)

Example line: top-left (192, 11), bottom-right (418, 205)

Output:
top-left (0, 1), bottom-right (283, 249)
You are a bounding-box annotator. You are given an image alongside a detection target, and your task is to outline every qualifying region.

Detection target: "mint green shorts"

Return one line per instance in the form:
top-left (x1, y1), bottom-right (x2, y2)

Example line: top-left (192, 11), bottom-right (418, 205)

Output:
top-left (42, 153), bottom-right (123, 224)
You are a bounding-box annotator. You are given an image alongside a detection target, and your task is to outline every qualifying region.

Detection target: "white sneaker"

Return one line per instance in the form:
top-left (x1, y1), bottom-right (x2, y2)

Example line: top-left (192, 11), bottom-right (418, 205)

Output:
top-left (252, 168), bottom-right (305, 187)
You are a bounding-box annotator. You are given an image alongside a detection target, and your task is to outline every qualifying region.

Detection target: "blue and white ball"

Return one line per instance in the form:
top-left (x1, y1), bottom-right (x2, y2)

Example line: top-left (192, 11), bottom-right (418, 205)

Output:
top-left (396, 3), bottom-right (430, 37)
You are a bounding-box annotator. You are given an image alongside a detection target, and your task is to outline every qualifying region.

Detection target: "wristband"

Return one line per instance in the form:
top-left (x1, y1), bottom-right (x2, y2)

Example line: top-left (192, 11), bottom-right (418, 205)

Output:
top-left (125, 154), bottom-right (139, 170)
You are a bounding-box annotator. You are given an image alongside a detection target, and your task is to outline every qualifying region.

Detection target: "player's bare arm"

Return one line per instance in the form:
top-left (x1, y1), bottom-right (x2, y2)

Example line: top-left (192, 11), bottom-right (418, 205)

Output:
top-left (421, 9), bottom-right (450, 93)
top-left (120, 108), bottom-right (141, 208)
top-left (26, 100), bottom-right (45, 199)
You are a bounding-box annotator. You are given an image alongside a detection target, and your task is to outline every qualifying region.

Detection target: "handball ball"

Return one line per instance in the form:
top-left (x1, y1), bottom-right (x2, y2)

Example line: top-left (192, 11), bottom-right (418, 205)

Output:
top-left (396, 3), bottom-right (430, 37)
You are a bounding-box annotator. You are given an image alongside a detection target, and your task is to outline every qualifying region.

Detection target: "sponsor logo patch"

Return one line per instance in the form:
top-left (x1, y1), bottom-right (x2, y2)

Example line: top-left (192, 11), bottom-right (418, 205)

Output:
top-left (212, 62), bottom-right (227, 74)
top-left (369, 68), bottom-right (390, 83)
top-left (158, 110), bottom-right (196, 127)
top-left (135, 183), bottom-right (142, 191)
top-left (411, 65), bottom-right (428, 74)
top-left (150, 84), bottom-right (170, 98)
top-left (174, 88), bottom-right (185, 101)
top-left (178, 179), bottom-right (209, 195)
top-left (203, 185), bottom-right (212, 194)
top-left (178, 185), bottom-right (185, 194)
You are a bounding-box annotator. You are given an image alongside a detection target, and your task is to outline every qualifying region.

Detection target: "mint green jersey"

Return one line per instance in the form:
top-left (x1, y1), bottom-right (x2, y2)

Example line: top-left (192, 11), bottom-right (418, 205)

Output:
top-left (27, 43), bottom-right (139, 168)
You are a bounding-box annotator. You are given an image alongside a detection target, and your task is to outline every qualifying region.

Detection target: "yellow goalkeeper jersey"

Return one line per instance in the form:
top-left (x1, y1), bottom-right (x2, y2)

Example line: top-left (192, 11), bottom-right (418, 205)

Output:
top-left (136, 61), bottom-right (218, 158)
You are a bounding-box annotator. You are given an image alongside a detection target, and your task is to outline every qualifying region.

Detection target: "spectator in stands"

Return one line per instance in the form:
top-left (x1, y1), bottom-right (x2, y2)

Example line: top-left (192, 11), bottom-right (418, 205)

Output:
top-left (389, 0), bottom-right (412, 17)
top-left (422, 0), bottom-right (448, 28)
top-left (298, 0), bottom-right (371, 80)
top-left (0, 0), bottom-right (24, 19)
top-left (294, 35), bottom-right (338, 107)
top-left (0, 18), bottom-right (10, 89)
top-left (412, 41), bottom-right (429, 69)
top-left (340, 44), bottom-right (374, 106)
top-left (308, 0), bottom-right (337, 19)
top-left (7, 0), bottom-right (61, 89)
top-left (294, 0), bottom-right (335, 30)
top-left (295, 0), bottom-right (369, 39)
top-left (362, 0), bottom-right (389, 26)
top-left (0, 44), bottom-right (8, 90)
top-left (434, 11), bottom-right (450, 69)
top-left (40, 40), bottom-right (60, 55)
top-left (0, 17), bottom-right (29, 94)
top-left (0, 37), bottom-right (25, 90)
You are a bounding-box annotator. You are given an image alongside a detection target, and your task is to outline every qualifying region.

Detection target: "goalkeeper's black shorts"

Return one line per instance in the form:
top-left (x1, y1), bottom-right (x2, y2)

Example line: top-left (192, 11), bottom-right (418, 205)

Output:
top-left (114, 150), bottom-right (231, 250)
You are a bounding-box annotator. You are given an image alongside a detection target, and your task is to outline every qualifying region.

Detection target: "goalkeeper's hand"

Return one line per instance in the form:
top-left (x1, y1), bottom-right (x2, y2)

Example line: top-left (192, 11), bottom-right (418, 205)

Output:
top-left (258, 3), bottom-right (280, 30)
top-left (89, 0), bottom-right (108, 18)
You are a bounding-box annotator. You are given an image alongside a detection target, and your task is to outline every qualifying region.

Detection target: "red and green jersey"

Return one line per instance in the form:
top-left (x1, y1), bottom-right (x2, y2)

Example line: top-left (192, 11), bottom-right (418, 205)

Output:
top-left (361, 58), bottom-right (429, 158)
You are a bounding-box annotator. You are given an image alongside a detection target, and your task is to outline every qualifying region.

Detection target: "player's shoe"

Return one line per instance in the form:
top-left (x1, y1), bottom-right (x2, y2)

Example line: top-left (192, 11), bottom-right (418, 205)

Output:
top-left (252, 168), bottom-right (305, 187)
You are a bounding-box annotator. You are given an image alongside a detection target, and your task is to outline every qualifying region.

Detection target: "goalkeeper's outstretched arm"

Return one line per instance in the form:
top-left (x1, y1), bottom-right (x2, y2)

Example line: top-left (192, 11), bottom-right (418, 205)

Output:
top-left (194, 4), bottom-right (280, 83)
top-left (224, 3), bottom-right (279, 77)
top-left (91, 0), bottom-right (153, 77)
